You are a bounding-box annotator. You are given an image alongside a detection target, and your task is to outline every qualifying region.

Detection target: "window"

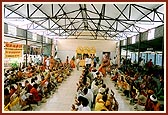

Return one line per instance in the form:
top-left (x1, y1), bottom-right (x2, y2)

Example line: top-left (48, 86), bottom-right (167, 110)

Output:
top-left (121, 49), bottom-right (126, 56)
top-left (33, 33), bottom-right (37, 41)
top-left (123, 39), bottom-right (126, 45)
top-left (8, 25), bottom-right (16, 36)
top-left (46, 37), bottom-right (48, 43)
top-left (156, 53), bottom-right (162, 66)
top-left (132, 36), bottom-right (136, 44)
top-left (131, 53), bottom-right (136, 63)
top-left (148, 29), bottom-right (155, 40)
top-left (147, 53), bottom-right (155, 63)
top-left (141, 53), bottom-right (147, 63)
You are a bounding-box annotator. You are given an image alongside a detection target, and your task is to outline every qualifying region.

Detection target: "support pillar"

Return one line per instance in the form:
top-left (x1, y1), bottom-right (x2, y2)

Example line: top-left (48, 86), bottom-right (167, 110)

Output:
top-left (162, 37), bottom-right (164, 69)
top-left (51, 39), bottom-right (53, 56)
top-left (126, 38), bottom-right (128, 69)
top-left (119, 41), bottom-right (122, 66)
top-left (41, 36), bottom-right (44, 63)
top-left (25, 30), bottom-right (28, 67)
top-left (138, 33), bottom-right (141, 65)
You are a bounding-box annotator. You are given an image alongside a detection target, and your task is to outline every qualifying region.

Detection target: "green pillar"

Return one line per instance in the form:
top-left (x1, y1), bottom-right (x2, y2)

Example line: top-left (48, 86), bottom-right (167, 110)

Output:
top-left (162, 37), bottom-right (164, 69)
top-left (138, 33), bottom-right (141, 65)
top-left (25, 30), bottom-right (28, 67)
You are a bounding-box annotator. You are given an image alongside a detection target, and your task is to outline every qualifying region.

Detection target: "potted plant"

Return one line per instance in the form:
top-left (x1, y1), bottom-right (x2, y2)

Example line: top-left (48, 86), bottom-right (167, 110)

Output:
top-left (10, 60), bottom-right (19, 69)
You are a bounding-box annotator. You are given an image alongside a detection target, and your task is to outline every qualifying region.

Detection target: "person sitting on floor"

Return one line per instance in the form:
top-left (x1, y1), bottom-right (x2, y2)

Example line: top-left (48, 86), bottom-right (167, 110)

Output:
top-left (9, 85), bottom-right (17, 97)
top-left (156, 75), bottom-right (164, 100)
top-left (105, 92), bottom-right (116, 111)
top-left (96, 74), bottom-right (103, 86)
top-left (83, 87), bottom-right (94, 108)
top-left (30, 83), bottom-right (42, 105)
top-left (150, 94), bottom-right (161, 111)
top-left (25, 80), bottom-right (33, 93)
top-left (91, 81), bottom-right (99, 106)
top-left (95, 94), bottom-right (109, 111)
top-left (81, 96), bottom-right (91, 111)
top-left (4, 88), bottom-right (10, 106)
top-left (145, 89), bottom-right (155, 111)
top-left (134, 95), bottom-right (147, 111)
top-left (130, 89), bottom-right (137, 105)
top-left (95, 87), bottom-right (106, 103)
top-left (16, 68), bottom-right (23, 81)
top-left (111, 72), bottom-right (119, 85)
top-left (72, 96), bottom-right (84, 111)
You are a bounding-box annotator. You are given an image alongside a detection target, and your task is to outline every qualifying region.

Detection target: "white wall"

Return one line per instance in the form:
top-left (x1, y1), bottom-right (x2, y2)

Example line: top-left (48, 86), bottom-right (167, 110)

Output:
top-left (56, 39), bottom-right (117, 63)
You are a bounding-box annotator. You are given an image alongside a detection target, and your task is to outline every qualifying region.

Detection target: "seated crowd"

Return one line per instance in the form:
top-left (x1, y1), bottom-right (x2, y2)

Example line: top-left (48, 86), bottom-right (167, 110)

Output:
top-left (71, 57), bottom-right (164, 111)
top-left (110, 58), bottom-right (164, 111)
top-left (4, 55), bottom-right (164, 111)
top-left (4, 56), bottom-right (73, 111)
top-left (71, 65), bottom-right (119, 111)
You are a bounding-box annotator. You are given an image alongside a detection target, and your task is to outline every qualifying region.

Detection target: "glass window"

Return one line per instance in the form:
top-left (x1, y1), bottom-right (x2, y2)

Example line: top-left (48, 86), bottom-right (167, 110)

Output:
top-left (148, 29), bottom-right (155, 40)
top-left (156, 53), bottom-right (162, 66)
top-left (147, 53), bottom-right (155, 63)
top-left (33, 33), bottom-right (37, 41)
top-left (131, 53), bottom-right (136, 63)
top-left (141, 53), bottom-right (147, 63)
top-left (121, 49), bottom-right (126, 56)
top-left (123, 39), bottom-right (126, 45)
top-left (132, 36), bottom-right (136, 44)
top-left (46, 37), bottom-right (48, 43)
top-left (8, 25), bottom-right (16, 36)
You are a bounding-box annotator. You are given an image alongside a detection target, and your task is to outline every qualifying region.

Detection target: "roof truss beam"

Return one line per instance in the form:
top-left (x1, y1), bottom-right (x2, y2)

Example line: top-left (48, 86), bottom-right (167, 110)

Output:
top-left (114, 4), bottom-right (129, 20)
top-left (4, 5), bottom-right (58, 36)
top-left (132, 4), bottom-right (154, 22)
top-left (33, 4), bottom-right (70, 36)
top-left (79, 4), bottom-right (88, 30)
top-left (58, 4), bottom-right (76, 30)
top-left (5, 4), bottom-right (24, 18)
top-left (29, 4), bottom-right (43, 18)
top-left (4, 16), bottom-right (163, 23)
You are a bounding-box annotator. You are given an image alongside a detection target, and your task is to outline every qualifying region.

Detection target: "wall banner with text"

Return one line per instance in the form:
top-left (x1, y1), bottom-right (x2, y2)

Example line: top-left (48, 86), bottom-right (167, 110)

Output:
top-left (4, 42), bottom-right (23, 58)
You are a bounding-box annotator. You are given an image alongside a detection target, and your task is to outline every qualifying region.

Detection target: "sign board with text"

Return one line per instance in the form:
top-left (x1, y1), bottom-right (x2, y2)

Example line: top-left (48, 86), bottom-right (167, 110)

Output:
top-left (4, 42), bottom-right (23, 58)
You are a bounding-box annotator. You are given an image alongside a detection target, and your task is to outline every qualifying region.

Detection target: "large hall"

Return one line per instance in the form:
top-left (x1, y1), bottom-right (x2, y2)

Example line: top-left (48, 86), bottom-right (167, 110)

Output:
top-left (2, 2), bottom-right (166, 113)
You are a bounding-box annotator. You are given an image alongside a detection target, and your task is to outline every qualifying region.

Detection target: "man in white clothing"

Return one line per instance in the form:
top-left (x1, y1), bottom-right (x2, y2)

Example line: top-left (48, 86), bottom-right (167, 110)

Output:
top-left (112, 57), bottom-right (117, 66)
top-left (45, 57), bottom-right (50, 69)
top-left (83, 87), bottom-right (94, 108)
top-left (85, 55), bottom-right (89, 67)
top-left (88, 57), bottom-right (92, 68)
top-left (76, 57), bottom-right (80, 71)
top-left (139, 59), bottom-right (145, 67)
top-left (81, 96), bottom-right (91, 111)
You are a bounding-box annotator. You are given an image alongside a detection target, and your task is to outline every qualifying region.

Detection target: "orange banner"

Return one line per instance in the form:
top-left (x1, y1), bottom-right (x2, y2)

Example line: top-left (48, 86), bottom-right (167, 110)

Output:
top-left (5, 42), bottom-right (23, 58)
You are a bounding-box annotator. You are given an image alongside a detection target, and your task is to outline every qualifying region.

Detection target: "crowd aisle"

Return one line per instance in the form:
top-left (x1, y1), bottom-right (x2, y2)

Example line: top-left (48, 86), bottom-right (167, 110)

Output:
top-left (34, 67), bottom-right (133, 111)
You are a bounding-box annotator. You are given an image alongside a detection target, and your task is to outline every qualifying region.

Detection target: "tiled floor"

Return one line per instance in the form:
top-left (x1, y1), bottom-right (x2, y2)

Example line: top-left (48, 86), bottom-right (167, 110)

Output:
top-left (34, 68), bottom-right (135, 111)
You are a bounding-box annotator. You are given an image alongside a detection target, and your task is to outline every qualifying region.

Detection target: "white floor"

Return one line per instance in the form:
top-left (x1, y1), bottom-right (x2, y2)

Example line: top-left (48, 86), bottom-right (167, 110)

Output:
top-left (34, 67), bottom-right (135, 112)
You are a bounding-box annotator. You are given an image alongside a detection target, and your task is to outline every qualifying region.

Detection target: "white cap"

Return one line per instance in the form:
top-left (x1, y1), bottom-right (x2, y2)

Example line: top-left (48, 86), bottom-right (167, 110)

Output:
top-left (150, 95), bottom-right (157, 102)
top-left (98, 87), bottom-right (105, 94)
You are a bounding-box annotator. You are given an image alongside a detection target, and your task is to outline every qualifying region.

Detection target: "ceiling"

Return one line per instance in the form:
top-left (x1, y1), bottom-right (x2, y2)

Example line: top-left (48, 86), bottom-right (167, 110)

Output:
top-left (3, 3), bottom-right (164, 40)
